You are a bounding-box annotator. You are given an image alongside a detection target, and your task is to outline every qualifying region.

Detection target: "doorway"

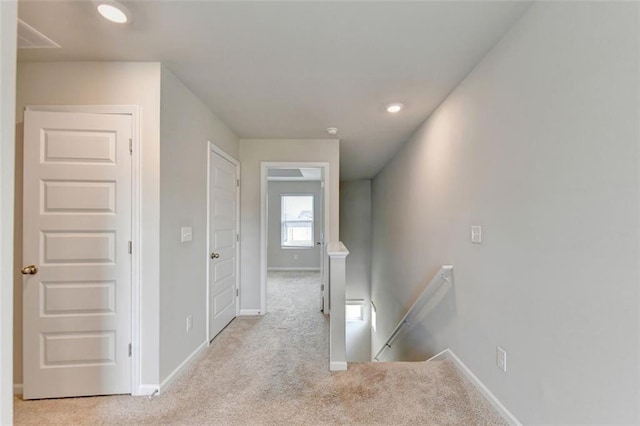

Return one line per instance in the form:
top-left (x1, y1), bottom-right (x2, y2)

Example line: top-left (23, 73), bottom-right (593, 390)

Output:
top-left (260, 163), bottom-right (329, 314)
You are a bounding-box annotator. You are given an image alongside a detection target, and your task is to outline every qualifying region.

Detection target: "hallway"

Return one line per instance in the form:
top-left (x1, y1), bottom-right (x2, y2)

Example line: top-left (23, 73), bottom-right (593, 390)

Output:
top-left (14, 271), bottom-right (502, 424)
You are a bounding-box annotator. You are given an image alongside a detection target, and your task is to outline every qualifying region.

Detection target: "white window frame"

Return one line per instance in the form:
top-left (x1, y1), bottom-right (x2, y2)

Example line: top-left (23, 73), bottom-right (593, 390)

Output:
top-left (280, 193), bottom-right (315, 249)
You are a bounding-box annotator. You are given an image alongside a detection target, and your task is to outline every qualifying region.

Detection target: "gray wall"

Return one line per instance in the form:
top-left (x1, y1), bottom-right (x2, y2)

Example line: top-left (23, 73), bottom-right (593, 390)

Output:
top-left (159, 67), bottom-right (239, 382)
top-left (267, 181), bottom-right (321, 269)
top-left (371, 2), bottom-right (639, 424)
top-left (340, 180), bottom-right (372, 362)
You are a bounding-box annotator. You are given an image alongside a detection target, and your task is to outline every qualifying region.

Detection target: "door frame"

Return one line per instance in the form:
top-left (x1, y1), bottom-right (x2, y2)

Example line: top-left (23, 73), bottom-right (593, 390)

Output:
top-left (260, 162), bottom-right (330, 314)
top-left (24, 105), bottom-right (143, 395)
top-left (206, 142), bottom-right (240, 342)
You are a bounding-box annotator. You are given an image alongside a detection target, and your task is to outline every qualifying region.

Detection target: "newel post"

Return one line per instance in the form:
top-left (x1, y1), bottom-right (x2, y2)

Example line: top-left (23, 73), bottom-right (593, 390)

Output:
top-left (328, 242), bottom-right (349, 371)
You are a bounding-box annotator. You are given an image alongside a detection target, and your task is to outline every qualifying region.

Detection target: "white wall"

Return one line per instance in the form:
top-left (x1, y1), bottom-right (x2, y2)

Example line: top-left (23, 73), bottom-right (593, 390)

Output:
top-left (340, 180), bottom-right (372, 362)
top-left (267, 181), bottom-right (322, 269)
top-left (371, 2), bottom-right (639, 424)
top-left (15, 62), bottom-right (162, 387)
top-left (239, 139), bottom-right (339, 312)
top-left (159, 67), bottom-right (239, 382)
top-left (0, 1), bottom-right (16, 422)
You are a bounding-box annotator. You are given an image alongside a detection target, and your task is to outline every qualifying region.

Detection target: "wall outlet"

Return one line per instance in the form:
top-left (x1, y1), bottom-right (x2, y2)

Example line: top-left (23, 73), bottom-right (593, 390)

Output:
top-left (293, 254), bottom-right (298, 261)
top-left (181, 227), bottom-right (193, 243)
top-left (496, 346), bottom-right (507, 372)
top-left (186, 315), bottom-right (193, 333)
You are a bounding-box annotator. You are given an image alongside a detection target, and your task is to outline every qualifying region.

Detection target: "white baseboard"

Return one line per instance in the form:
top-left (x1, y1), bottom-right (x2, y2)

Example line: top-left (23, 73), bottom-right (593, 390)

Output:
top-left (267, 267), bottom-right (320, 271)
top-left (426, 348), bottom-right (450, 362)
top-left (239, 309), bottom-right (263, 316)
top-left (430, 348), bottom-right (521, 426)
top-left (134, 384), bottom-right (158, 397)
top-left (17, 382), bottom-right (159, 398)
top-left (329, 361), bottom-right (348, 371)
top-left (159, 340), bottom-right (207, 394)
top-left (19, 382), bottom-right (160, 397)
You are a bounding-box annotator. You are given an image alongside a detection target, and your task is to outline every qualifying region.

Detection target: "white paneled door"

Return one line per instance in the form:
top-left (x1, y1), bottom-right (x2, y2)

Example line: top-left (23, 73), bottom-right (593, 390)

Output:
top-left (22, 110), bottom-right (132, 399)
top-left (208, 148), bottom-right (238, 341)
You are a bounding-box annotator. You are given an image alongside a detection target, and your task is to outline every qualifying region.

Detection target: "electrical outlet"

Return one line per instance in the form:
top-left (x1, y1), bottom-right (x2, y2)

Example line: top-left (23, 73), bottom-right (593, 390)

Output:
top-left (496, 346), bottom-right (507, 372)
top-left (181, 227), bottom-right (193, 243)
top-left (293, 254), bottom-right (298, 261)
top-left (186, 315), bottom-right (193, 333)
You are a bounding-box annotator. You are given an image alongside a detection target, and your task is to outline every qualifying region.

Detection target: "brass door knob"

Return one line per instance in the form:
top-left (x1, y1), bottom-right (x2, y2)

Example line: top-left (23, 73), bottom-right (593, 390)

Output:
top-left (210, 252), bottom-right (220, 259)
top-left (21, 265), bottom-right (38, 275)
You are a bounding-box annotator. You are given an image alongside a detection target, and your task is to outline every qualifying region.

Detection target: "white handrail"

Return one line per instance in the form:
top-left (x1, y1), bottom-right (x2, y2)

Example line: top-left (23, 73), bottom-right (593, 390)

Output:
top-left (374, 265), bottom-right (454, 362)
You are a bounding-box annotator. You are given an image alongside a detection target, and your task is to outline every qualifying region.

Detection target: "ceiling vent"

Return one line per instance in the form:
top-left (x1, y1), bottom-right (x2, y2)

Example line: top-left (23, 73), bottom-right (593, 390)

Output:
top-left (18, 19), bottom-right (60, 49)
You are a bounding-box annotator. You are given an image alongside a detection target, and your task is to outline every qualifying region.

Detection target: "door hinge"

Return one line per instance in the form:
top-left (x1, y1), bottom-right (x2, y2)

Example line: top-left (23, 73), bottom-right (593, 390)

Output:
top-left (129, 138), bottom-right (133, 155)
top-left (236, 288), bottom-right (239, 297)
top-left (236, 233), bottom-right (239, 242)
top-left (128, 241), bottom-right (132, 254)
top-left (321, 284), bottom-right (325, 291)
top-left (237, 179), bottom-right (240, 187)
top-left (128, 343), bottom-right (132, 357)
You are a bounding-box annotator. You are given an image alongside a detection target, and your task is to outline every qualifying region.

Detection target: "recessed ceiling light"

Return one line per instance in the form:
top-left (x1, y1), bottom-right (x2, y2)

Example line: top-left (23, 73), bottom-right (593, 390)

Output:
top-left (326, 127), bottom-right (339, 135)
top-left (96, 1), bottom-right (131, 24)
top-left (386, 103), bottom-right (404, 113)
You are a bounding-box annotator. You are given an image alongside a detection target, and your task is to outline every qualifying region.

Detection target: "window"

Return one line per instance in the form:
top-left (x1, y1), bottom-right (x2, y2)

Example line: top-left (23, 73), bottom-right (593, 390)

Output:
top-left (281, 195), bottom-right (314, 248)
top-left (346, 300), bottom-right (365, 321)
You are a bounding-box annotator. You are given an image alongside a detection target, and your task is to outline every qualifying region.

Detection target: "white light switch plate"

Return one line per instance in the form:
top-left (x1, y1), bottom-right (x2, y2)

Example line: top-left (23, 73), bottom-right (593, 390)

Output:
top-left (181, 227), bottom-right (193, 242)
top-left (471, 226), bottom-right (482, 244)
top-left (496, 346), bottom-right (507, 372)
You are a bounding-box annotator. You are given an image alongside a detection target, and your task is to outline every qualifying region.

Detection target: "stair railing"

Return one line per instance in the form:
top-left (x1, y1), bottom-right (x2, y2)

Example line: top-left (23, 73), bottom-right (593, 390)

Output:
top-left (374, 265), bottom-right (453, 362)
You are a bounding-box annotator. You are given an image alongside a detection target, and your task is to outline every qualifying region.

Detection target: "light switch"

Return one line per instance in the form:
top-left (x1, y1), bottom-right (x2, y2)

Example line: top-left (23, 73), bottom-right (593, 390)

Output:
top-left (181, 227), bottom-right (193, 242)
top-left (471, 226), bottom-right (482, 244)
top-left (496, 346), bottom-right (507, 372)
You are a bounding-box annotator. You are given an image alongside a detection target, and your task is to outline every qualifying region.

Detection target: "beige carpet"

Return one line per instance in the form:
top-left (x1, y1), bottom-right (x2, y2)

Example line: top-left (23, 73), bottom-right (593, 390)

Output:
top-left (14, 271), bottom-right (504, 425)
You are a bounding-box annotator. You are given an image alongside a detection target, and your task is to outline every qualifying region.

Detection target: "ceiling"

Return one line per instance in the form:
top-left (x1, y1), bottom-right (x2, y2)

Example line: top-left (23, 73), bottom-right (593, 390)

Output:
top-left (18, 0), bottom-right (531, 180)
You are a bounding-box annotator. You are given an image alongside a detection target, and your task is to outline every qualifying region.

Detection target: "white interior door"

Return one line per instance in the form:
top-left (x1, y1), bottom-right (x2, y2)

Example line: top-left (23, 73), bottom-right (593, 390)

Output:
top-left (22, 110), bottom-right (132, 399)
top-left (208, 148), bottom-right (239, 341)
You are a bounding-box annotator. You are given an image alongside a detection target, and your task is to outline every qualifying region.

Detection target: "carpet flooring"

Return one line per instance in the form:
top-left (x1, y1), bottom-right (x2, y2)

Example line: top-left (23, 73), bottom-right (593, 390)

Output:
top-left (14, 271), bottom-right (504, 425)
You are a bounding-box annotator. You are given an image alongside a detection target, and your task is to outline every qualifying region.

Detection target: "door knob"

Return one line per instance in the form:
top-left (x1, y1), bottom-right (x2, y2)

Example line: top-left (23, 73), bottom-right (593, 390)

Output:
top-left (21, 265), bottom-right (38, 275)
top-left (210, 252), bottom-right (220, 259)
